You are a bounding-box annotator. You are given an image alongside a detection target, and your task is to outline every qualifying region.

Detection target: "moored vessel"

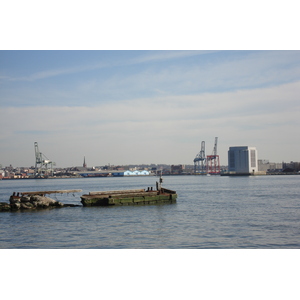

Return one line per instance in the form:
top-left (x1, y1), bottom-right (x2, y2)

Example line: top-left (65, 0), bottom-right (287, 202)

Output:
top-left (80, 177), bottom-right (177, 206)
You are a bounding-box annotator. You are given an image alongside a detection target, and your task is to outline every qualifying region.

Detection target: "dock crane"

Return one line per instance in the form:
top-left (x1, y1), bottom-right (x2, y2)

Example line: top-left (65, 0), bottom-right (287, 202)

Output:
top-left (212, 137), bottom-right (218, 157)
top-left (34, 142), bottom-right (55, 177)
top-left (194, 141), bottom-right (206, 174)
top-left (206, 137), bottom-right (220, 174)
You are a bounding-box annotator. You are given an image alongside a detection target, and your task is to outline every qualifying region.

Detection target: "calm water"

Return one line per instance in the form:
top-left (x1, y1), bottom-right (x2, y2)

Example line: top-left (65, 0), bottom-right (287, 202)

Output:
top-left (1, 175), bottom-right (300, 248)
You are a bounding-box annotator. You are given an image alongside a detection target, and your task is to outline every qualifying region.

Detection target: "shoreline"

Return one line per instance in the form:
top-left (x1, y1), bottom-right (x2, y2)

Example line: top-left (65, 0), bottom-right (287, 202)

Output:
top-left (1, 172), bottom-right (300, 180)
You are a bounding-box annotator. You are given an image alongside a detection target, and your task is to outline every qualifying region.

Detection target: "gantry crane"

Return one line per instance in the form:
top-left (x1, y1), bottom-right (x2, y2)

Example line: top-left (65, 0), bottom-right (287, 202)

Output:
top-left (194, 141), bottom-right (206, 174)
top-left (34, 142), bottom-right (55, 177)
top-left (206, 137), bottom-right (220, 174)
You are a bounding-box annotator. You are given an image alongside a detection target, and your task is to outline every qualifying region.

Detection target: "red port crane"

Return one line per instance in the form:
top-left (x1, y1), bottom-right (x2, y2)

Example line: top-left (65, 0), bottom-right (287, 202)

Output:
top-left (206, 137), bottom-right (220, 175)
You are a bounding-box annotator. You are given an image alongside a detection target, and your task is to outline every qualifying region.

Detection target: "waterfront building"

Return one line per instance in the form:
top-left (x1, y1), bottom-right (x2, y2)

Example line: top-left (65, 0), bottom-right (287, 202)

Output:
top-left (228, 146), bottom-right (258, 174)
top-left (124, 170), bottom-right (150, 176)
top-left (171, 165), bottom-right (183, 175)
top-left (258, 160), bottom-right (283, 172)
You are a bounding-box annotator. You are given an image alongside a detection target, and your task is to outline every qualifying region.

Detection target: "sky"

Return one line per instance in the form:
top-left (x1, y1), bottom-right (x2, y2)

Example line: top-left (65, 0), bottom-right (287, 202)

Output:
top-left (1, 50), bottom-right (300, 168)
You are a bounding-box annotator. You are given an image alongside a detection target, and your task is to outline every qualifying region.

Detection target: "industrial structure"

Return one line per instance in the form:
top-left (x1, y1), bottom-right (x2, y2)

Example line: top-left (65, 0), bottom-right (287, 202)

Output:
top-left (228, 146), bottom-right (258, 175)
top-left (206, 137), bottom-right (220, 174)
top-left (34, 142), bottom-right (55, 177)
top-left (194, 137), bottom-right (220, 175)
top-left (194, 141), bottom-right (206, 174)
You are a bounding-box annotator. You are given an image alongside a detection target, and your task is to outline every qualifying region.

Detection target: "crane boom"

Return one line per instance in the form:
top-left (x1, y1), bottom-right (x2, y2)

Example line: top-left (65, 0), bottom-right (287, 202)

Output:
top-left (213, 137), bottom-right (218, 156)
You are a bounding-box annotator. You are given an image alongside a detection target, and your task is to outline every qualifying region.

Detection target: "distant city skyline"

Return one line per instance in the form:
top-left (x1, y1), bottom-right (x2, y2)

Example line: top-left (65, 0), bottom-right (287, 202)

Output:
top-left (1, 50), bottom-right (300, 168)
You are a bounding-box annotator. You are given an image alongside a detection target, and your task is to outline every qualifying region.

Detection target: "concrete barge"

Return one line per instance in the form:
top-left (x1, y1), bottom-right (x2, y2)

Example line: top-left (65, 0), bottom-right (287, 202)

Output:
top-left (80, 177), bottom-right (177, 206)
top-left (81, 187), bottom-right (177, 206)
top-left (80, 188), bottom-right (177, 206)
top-left (80, 176), bottom-right (177, 206)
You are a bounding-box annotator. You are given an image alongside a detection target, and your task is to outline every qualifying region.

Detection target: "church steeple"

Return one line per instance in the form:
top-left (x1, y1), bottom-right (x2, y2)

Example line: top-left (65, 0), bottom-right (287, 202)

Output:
top-left (83, 156), bottom-right (87, 168)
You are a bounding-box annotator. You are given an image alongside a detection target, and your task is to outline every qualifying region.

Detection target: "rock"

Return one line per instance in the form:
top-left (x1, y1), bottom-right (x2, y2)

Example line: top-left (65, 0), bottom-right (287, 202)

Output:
top-left (30, 195), bottom-right (64, 208)
top-left (9, 197), bottom-right (21, 204)
top-left (20, 202), bottom-right (35, 209)
top-left (10, 202), bottom-right (21, 210)
top-left (4, 194), bottom-right (75, 211)
top-left (0, 202), bottom-right (11, 212)
top-left (20, 196), bottom-right (31, 203)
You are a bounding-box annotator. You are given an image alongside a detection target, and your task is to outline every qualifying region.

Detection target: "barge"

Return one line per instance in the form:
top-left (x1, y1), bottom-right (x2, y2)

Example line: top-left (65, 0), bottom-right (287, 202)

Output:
top-left (80, 177), bottom-right (177, 206)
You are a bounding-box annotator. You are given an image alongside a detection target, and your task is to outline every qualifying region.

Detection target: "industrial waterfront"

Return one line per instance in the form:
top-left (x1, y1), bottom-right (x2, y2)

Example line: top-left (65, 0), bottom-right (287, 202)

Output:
top-left (1, 175), bottom-right (300, 248)
top-left (1, 140), bottom-right (300, 180)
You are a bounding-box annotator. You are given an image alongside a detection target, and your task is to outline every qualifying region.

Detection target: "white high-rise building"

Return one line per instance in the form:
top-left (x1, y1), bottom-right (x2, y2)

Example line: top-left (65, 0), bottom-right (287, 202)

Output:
top-left (228, 146), bottom-right (258, 174)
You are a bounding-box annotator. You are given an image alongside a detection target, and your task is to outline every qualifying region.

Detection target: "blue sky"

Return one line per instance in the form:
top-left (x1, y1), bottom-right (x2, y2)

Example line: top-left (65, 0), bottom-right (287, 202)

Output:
top-left (1, 50), bottom-right (300, 167)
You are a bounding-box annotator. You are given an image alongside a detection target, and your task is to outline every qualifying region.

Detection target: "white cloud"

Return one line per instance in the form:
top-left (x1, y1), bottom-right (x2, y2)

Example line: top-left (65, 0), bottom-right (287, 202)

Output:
top-left (1, 80), bottom-right (299, 167)
top-left (77, 51), bottom-right (300, 101)
top-left (2, 51), bottom-right (300, 110)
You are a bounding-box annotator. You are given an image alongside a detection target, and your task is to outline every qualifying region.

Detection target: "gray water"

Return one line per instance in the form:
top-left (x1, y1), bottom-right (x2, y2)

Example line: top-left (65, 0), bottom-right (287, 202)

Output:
top-left (1, 175), bottom-right (300, 248)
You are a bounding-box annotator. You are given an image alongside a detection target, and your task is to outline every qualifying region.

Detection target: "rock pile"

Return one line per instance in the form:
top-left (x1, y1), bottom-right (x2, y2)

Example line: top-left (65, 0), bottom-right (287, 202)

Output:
top-left (0, 195), bottom-right (81, 212)
top-left (10, 195), bottom-right (64, 210)
top-left (0, 202), bottom-right (11, 212)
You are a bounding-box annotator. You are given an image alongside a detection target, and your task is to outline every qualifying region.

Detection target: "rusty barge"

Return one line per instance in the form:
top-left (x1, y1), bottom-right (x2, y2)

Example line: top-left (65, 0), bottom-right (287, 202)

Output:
top-left (80, 177), bottom-right (177, 206)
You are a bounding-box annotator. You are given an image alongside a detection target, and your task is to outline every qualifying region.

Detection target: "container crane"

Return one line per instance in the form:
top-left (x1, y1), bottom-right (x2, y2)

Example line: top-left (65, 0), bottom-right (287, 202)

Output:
top-left (212, 137), bottom-right (218, 157)
top-left (194, 141), bottom-right (206, 174)
top-left (206, 137), bottom-right (220, 174)
top-left (34, 142), bottom-right (55, 177)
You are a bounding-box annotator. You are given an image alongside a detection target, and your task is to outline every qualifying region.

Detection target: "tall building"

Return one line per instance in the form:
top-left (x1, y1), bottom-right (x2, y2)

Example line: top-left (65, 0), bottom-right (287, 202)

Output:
top-left (83, 156), bottom-right (87, 168)
top-left (228, 146), bottom-right (258, 174)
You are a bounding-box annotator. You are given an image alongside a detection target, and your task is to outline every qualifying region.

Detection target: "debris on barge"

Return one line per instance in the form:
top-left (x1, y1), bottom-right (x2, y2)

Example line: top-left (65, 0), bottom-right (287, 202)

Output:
top-left (80, 176), bottom-right (177, 206)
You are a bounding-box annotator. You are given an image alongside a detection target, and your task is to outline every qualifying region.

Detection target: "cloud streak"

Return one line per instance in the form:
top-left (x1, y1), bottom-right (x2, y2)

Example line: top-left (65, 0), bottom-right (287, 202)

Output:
top-left (2, 51), bottom-right (213, 83)
top-left (3, 50), bottom-right (300, 109)
top-left (1, 80), bottom-right (299, 167)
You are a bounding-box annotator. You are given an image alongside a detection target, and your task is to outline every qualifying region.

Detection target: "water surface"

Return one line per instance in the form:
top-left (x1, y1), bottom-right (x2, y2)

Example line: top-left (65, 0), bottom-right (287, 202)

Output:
top-left (1, 175), bottom-right (300, 248)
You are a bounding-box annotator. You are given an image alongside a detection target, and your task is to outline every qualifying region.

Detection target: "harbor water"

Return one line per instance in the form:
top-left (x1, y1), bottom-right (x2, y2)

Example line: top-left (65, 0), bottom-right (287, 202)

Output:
top-left (1, 175), bottom-right (300, 249)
